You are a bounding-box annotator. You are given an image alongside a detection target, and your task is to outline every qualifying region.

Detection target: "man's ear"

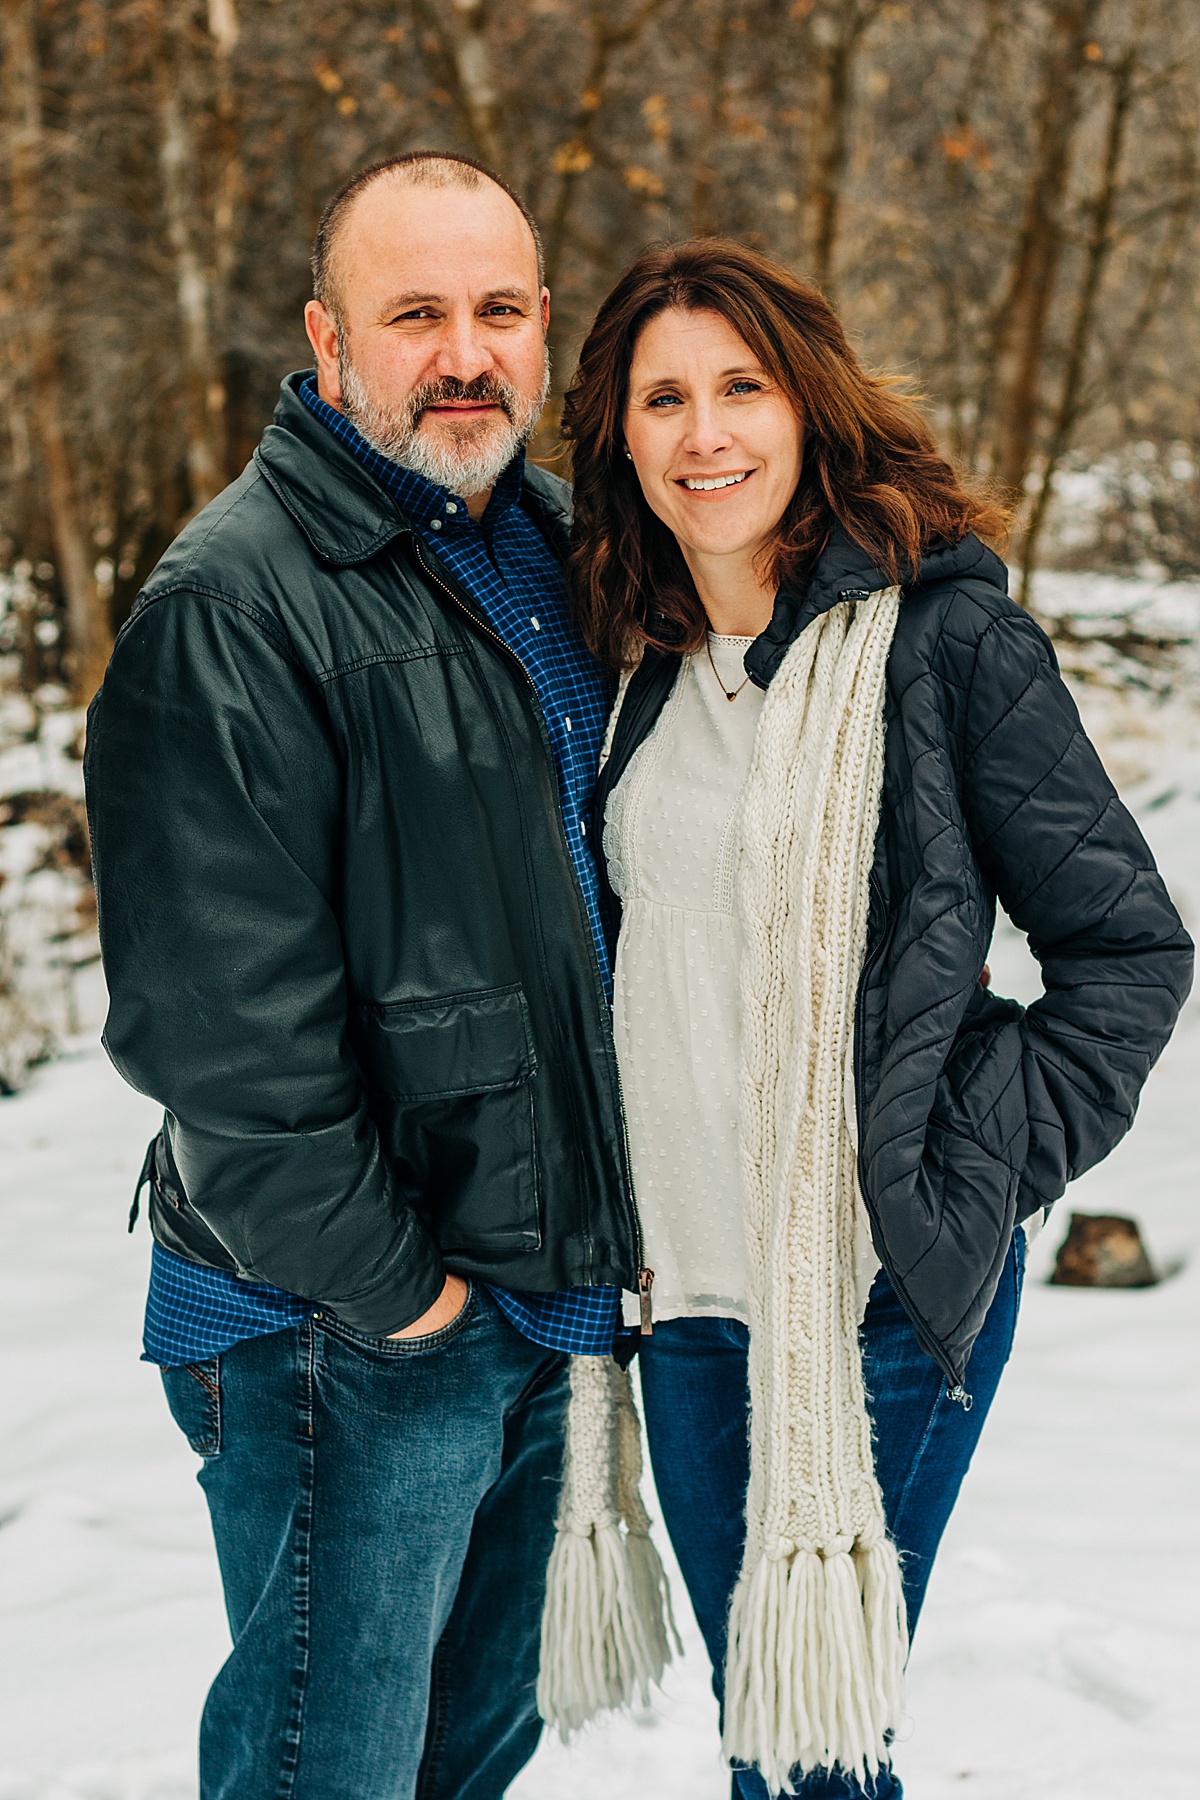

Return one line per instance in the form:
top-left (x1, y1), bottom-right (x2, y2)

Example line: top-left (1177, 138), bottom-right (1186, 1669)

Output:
top-left (541, 288), bottom-right (551, 335)
top-left (304, 300), bottom-right (343, 407)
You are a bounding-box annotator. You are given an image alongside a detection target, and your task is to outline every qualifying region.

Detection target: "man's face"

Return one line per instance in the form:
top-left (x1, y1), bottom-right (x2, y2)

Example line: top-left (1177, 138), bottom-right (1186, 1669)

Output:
top-left (305, 178), bottom-right (550, 503)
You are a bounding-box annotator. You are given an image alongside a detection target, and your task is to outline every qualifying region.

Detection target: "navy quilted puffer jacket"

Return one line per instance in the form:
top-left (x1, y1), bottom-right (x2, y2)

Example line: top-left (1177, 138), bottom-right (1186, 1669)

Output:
top-left (595, 528), bottom-right (1193, 1386)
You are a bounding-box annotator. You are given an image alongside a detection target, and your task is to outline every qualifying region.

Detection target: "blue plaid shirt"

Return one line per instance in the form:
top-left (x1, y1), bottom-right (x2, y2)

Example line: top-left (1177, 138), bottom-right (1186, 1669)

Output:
top-left (141, 377), bottom-right (622, 1366)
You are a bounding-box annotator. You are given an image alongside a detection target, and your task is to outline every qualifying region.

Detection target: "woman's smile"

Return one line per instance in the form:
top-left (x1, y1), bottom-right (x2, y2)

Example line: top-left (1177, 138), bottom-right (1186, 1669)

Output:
top-left (678, 469), bottom-right (754, 492)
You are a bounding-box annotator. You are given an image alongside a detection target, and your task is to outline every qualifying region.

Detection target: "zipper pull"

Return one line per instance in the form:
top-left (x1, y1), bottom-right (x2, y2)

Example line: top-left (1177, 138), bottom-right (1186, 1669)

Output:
top-left (638, 1269), bottom-right (655, 1336)
top-left (128, 1138), bottom-right (156, 1233)
top-left (946, 1382), bottom-right (973, 1411)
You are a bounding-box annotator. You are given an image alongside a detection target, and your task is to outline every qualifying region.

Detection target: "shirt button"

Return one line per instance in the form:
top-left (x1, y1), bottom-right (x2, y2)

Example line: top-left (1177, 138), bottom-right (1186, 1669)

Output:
top-left (429, 518), bottom-right (442, 530)
top-left (445, 501), bottom-right (458, 513)
top-left (580, 819), bottom-right (588, 835)
top-left (530, 616), bottom-right (541, 630)
top-left (564, 716), bottom-right (572, 731)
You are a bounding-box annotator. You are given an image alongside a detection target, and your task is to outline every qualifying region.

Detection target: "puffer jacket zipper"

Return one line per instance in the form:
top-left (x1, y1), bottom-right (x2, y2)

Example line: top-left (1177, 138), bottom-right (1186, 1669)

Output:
top-left (853, 868), bottom-right (964, 1390)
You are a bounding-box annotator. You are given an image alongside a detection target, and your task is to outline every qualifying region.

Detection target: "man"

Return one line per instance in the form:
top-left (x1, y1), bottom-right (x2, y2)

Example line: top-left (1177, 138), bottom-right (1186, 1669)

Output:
top-left (85, 153), bottom-right (641, 1800)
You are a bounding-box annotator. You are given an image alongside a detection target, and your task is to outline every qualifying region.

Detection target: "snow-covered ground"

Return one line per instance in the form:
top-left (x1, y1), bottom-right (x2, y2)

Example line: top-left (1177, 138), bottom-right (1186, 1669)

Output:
top-left (1, 580), bottom-right (1199, 1800)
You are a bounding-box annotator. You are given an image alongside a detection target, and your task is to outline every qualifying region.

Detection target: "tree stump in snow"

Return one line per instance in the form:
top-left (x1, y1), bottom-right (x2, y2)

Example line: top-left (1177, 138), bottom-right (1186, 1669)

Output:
top-left (1050, 1212), bottom-right (1157, 1288)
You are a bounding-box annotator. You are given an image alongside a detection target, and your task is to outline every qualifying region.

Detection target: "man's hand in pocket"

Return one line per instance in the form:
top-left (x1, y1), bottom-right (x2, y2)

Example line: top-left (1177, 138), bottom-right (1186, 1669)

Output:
top-left (388, 1273), bottom-right (469, 1339)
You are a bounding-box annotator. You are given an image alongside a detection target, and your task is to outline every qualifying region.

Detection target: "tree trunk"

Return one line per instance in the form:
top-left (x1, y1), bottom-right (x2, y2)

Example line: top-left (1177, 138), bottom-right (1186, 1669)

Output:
top-left (543, 0), bottom-right (666, 345)
top-left (2, 0), bottom-right (108, 700)
top-left (150, 0), bottom-right (228, 518)
top-left (935, 0), bottom-right (1007, 458)
top-left (806, 2), bottom-right (878, 294)
top-left (412, 0), bottom-right (506, 174)
top-left (984, 0), bottom-right (1103, 502)
top-left (691, 0), bottom-right (733, 237)
top-left (1018, 41), bottom-right (1138, 605)
top-left (209, 0), bottom-right (242, 324)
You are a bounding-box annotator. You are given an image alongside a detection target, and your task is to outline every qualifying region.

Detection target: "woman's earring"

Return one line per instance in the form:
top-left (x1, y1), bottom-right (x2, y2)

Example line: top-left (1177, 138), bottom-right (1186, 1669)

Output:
top-left (624, 447), bottom-right (633, 461)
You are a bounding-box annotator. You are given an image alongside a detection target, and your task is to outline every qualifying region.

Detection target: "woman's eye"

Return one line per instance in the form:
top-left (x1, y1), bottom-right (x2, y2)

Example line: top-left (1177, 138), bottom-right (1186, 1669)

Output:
top-left (729, 379), bottom-right (762, 396)
top-left (646, 392), bottom-right (682, 408)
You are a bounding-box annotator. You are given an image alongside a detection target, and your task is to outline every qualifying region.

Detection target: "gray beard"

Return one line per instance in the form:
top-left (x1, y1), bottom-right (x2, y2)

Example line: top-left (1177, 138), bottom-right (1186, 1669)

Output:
top-left (337, 348), bottom-right (549, 498)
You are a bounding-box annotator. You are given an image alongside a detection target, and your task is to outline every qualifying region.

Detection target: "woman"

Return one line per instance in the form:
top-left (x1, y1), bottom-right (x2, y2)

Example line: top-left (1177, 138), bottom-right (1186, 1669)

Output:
top-left (538, 241), bottom-right (1192, 1798)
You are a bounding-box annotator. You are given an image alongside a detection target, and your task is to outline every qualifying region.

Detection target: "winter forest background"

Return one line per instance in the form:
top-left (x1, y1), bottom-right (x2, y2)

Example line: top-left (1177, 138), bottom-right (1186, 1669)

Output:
top-left (5, 0), bottom-right (1200, 1057)
top-left (1, 3), bottom-right (1199, 1797)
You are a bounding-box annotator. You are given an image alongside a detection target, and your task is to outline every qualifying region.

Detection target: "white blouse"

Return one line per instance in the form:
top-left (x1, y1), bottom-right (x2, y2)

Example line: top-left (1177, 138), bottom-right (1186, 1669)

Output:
top-left (605, 636), bottom-right (760, 1327)
top-left (605, 637), bottom-right (884, 1331)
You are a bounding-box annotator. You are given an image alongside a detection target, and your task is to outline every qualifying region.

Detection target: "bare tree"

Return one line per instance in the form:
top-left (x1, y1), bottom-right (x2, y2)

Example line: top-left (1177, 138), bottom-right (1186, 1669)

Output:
top-left (1013, 10), bottom-right (1200, 598)
top-left (5, 0), bottom-right (1200, 659)
top-left (411, 0), bottom-right (506, 172)
top-left (2, 0), bottom-right (106, 698)
top-left (978, 0), bottom-right (1105, 498)
top-left (805, 0), bottom-right (883, 293)
top-left (148, 0), bottom-right (241, 518)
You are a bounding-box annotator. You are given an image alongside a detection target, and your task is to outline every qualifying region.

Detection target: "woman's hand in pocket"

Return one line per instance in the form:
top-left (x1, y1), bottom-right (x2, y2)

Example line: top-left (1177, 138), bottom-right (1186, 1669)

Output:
top-left (388, 1273), bottom-right (469, 1339)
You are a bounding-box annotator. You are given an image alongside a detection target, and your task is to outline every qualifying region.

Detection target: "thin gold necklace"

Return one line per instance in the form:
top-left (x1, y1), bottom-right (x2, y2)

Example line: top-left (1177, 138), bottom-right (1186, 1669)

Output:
top-left (705, 632), bottom-right (751, 702)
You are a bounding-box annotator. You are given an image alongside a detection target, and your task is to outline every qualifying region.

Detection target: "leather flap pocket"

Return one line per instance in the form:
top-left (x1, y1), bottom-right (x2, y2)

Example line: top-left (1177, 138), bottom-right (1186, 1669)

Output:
top-left (359, 983), bottom-right (536, 1101)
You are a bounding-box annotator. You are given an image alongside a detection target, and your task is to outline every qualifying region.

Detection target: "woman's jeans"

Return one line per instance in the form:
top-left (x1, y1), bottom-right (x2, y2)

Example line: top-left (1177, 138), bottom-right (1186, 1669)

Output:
top-left (638, 1232), bottom-right (1026, 1800)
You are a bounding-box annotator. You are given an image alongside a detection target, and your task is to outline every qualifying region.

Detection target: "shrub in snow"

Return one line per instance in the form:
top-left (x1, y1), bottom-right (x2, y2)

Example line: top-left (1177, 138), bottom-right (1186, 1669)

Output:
top-left (0, 978), bottom-right (53, 1094)
top-left (0, 710), bottom-right (103, 1092)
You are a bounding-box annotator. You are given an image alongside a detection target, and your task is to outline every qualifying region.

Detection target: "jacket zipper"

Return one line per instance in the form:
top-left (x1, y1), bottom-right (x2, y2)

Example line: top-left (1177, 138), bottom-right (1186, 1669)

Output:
top-left (409, 538), bottom-right (649, 1302)
top-left (598, 671), bottom-right (655, 1331)
top-left (854, 876), bottom-right (967, 1396)
top-left (842, 583), bottom-right (969, 1394)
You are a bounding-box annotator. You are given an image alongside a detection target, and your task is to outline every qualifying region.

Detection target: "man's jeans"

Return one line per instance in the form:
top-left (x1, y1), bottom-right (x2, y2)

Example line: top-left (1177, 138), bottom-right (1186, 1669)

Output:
top-left (639, 1231), bottom-right (1026, 1800)
top-left (161, 1282), bottom-right (568, 1800)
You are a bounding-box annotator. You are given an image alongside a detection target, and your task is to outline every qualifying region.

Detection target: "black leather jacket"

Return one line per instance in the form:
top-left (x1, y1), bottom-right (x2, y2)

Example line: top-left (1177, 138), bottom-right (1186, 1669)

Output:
top-left (597, 529), bottom-right (1193, 1384)
top-left (86, 375), bottom-right (638, 1335)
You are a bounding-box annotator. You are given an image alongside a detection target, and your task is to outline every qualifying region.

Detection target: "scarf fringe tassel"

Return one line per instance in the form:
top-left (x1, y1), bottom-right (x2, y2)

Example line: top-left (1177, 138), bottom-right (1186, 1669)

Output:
top-left (537, 1515), bottom-right (677, 1735)
top-left (538, 1357), bottom-right (680, 1737)
top-left (722, 1536), bottom-right (907, 1796)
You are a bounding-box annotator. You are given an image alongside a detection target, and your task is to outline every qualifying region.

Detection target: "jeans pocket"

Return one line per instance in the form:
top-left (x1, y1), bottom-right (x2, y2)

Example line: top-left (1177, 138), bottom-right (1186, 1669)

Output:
top-left (315, 1279), bottom-right (478, 1359)
top-left (161, 1357), bottom-right (222, 1456)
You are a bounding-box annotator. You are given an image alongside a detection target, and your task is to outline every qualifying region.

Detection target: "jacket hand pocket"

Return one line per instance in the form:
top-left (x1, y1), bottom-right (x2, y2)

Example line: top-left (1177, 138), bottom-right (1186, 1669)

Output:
top-left (933, 988), bottom-right (1028, 1169)
top-left (898, 993), bottom-right (1029, 1338)
top-left (357, 983), bottom-right (541, 1255)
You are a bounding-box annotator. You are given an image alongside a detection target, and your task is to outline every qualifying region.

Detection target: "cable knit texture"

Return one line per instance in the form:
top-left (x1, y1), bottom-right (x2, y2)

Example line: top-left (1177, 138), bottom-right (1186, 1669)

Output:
top-left (537, 1356), bottom-right (679, 1733)
top-left (540, 591), bottom-right (906, 1792)
top-left (723, 589), bottom-right (905, 1791)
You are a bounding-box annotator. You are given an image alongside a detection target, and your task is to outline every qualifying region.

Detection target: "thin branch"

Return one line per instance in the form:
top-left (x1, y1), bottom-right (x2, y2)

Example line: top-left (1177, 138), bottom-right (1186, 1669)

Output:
top-left (1020, 39), bottom-right (1139, 602)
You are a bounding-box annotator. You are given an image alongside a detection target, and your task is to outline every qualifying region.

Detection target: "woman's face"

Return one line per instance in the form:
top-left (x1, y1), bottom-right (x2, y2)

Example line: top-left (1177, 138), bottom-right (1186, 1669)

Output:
top-left (623, 307), bottom-right (803, 572)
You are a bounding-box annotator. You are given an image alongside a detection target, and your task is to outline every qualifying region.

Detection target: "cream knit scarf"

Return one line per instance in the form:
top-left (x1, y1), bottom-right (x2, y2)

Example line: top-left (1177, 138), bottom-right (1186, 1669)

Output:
top-left (539, 589), bottom-right (906, 1795)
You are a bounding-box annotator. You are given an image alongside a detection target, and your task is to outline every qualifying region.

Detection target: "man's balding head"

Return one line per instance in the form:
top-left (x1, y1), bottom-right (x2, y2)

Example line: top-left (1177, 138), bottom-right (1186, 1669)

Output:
top-left (303, 152), bottom-right (550, 514)
top-left (312, 153), bottom-right (544, 329)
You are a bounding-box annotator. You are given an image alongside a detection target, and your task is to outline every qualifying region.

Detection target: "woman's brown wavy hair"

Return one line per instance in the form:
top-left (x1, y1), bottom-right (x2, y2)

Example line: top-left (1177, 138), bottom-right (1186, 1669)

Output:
top-left (562, 238), bottom-right (1009, 668)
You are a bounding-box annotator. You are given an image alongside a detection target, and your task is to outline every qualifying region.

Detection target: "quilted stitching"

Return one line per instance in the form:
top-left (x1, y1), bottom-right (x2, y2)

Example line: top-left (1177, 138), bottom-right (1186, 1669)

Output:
top-left (859, 549), bottom-right (1191, 1380)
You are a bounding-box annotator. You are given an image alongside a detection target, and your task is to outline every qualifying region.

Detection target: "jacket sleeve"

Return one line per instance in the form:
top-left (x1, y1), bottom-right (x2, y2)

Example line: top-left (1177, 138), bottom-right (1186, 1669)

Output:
top-left (85, 587), bottom-right (445, 1334)
top-left (960, 602), bottom-right (1193, 1218)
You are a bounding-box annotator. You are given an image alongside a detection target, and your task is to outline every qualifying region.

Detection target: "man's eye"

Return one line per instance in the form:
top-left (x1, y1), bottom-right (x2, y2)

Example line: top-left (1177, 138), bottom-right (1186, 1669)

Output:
top-left (483, 305), bottom-right (520, 317)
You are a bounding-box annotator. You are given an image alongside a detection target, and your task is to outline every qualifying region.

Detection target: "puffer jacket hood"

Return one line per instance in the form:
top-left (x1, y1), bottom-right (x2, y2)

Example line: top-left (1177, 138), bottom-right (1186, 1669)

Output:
top-left (744, 524), bottom-right (1007, 688)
